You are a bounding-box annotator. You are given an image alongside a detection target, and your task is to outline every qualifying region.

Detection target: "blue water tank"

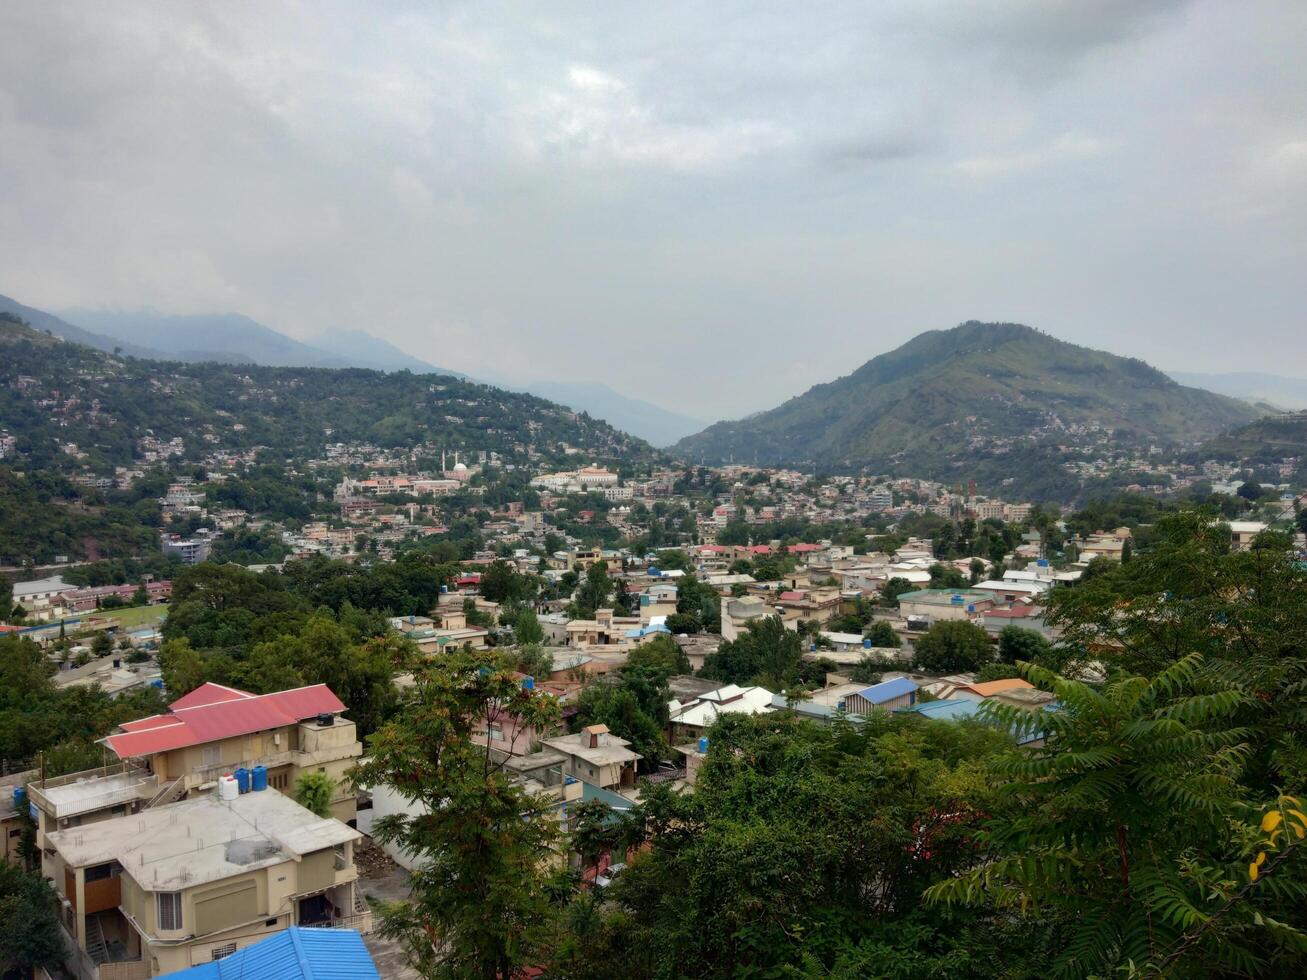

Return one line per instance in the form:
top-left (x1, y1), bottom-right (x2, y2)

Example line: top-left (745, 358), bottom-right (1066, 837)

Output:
top-left (523, 676), bottom-right (535, 691)
top-left (809, 642), bottom-right (817, 652)
top-left (863, 637), bottom-right (872, 649)
top-left (1037, 558), bottom-right (1049, 567)
top-left (697, 736), bottom-right (709, 753)
top-left (564, 775), bottom-right (577, 785)
top-left (234, 767), bottom-right (250, 793)
top-left (150, 678), bottom-right (165, 689)
top-left (251, 765), bottom-right (268, 792)
top-left (12, 786), bottom-right (26, 813)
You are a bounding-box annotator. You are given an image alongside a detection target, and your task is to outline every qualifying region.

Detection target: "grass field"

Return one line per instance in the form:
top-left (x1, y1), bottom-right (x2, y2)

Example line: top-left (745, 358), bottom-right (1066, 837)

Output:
top-left (93, 603), bottom-right (169, 630)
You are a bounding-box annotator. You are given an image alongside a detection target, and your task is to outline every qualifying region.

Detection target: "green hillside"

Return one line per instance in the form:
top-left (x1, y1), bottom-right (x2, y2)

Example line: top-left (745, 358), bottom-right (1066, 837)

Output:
top-left (674, 321), bottom-right (1256, 484)
top-left (0, 314), bottom-right (653, 473)
top-left (1197, 412), bottom-right (1307, 465)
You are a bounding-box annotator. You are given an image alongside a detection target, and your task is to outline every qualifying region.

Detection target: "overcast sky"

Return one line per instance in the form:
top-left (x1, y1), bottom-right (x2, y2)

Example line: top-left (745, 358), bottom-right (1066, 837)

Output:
top-left (1, 1), bottom-right (1304, 419)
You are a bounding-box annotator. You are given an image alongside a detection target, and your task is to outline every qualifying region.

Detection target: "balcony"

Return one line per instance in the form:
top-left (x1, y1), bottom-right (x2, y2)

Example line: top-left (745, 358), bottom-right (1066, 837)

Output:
top-left (28, 763), bottom-right (159, 822)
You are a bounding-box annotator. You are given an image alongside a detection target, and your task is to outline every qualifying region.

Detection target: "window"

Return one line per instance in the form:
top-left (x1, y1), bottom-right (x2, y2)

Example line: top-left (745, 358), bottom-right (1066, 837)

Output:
top-left (201, 745), bottom-right (221, 767)
top-left (210, 943), bottom-right (237, 961)
top-left (486, 724), bottom-right (504, 742)
top-left (157, 892), bottom-right (183, 930)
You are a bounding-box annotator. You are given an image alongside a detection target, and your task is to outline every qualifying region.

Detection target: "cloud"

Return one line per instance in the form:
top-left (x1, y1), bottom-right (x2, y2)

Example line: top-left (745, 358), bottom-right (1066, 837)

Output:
top-left (953, 133), bottom-right (1109, 179)
top-left (0, 0), bottom-right (1304, 420)
top-left (511, 63), bottom-right (794, 172)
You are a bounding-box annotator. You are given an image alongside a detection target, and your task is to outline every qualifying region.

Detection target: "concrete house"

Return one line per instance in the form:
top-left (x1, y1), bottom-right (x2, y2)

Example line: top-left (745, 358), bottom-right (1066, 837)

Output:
top-left (45, 788), bottom-right (366, 978)
top-left (542, 725), bottom-right (641, 791)
top-left (28, 683), bottom-right (362, 892)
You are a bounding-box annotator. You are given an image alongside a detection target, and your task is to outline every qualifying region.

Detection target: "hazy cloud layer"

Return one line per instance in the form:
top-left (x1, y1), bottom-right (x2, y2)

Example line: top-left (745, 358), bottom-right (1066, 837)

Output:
top-left (1, 1), bottom-right (1304, 418)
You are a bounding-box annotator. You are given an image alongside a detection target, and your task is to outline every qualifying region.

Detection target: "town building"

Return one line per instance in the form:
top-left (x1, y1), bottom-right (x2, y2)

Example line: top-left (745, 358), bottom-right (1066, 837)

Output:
top-left (45, 787), bottom-right (366, 978)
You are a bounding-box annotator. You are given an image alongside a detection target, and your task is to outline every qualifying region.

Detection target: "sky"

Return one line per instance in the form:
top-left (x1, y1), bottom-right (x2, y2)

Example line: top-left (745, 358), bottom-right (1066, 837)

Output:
top-left (1, 1), bottom-right (1305, 420)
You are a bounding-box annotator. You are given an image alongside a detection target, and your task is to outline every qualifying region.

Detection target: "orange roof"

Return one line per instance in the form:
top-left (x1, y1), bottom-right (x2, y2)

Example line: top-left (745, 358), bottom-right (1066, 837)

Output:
top-left (964, 678), bottom-right (1034, 697)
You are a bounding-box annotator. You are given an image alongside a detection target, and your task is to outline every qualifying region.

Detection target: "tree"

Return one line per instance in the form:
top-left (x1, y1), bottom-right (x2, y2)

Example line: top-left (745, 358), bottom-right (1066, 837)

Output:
top-left (293, 771), bottom-right (335, 818)
top-left (626, 634), bottom-right (691, 676)
top-left (912, 621), bottom-right (994, 674)
top-left (1237, 480), bottom-right (1265, 502)
top-left (864, 619), bottom-right (901, 649)
top-left (513, 608), bottom-right (545, 646)
top-left (92, 630), bottom-right (113, 657)
top-left (0, 864), bottom-right (64, 976)
top-left (570, 562), bottom-right (614, 619)
top-left (927, 656), bottom-right (1307, 977)
top-left (928, 563), bottom-right (966, 589)
top-left (699, 616), bottom-right (803, 690)
top-left (848, 655), bottom-right (887, 684)
top-left (132, 583), bottom-right (150, 606)
top-left (995, 625), bottom-right (1051, 665)
top-left (664, 611), bottom-right (701, 635)
top-left (354, 650), bottom-right (563, 980)
top-left (881, 577), bottom-right (914, 608)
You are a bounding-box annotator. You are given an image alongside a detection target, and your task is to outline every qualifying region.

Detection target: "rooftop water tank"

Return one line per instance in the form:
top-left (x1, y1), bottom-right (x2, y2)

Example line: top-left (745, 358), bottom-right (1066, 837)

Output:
top-left (697, 736), bottom-right (709, 753)
top-left (863, 637), bottom-right (872, 649)
top-left (11, 786), bottom-right (26, 813)
top-left (234, 767), bottom-right (250, 794)
top-left (316, 712), bottom-right (334, 727)
top-left (217, 774), bottom-right (239, 802)
top-left (251, 765), bottom-right (268, 792)
top-left (523, 676), bottom-right (535, 691)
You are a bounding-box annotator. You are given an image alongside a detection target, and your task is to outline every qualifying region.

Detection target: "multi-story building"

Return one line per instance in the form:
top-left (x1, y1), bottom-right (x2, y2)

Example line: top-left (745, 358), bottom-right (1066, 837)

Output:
top-left (160, 531), bottom-right (213, 565)
top-left (28, 683), bottom-right (362, 894)
top-left (45, 787), bottom-right (367, 978)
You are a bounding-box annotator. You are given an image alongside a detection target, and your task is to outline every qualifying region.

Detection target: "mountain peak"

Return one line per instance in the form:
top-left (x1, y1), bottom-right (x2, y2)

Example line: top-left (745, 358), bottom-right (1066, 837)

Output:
top-left (674, 321), bottom-right (1255, 496)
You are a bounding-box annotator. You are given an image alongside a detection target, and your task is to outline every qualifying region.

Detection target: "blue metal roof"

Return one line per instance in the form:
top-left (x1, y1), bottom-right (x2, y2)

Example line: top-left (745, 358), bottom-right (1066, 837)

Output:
top-left (898, 696), bottom-right (1048, 746)
top-left (157, 927), bottom-right (380, 980)
top-left (858, 677), bottom-right (918, 704)
top-left (896, 698), bottom-right (981, 722)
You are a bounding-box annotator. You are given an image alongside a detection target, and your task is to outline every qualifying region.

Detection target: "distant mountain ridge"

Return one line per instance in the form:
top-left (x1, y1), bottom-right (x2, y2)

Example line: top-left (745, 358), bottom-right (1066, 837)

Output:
top-left (1167, 370), bottom-right (1307, 411)
top-left (0, 315), bottom-right (652, 471)
top-left (0, 293), bottom-right (161, 359)
top-left (674, 321), bottom-right (1258, 481)
top-left (5, 291), bottom-right (699, 444)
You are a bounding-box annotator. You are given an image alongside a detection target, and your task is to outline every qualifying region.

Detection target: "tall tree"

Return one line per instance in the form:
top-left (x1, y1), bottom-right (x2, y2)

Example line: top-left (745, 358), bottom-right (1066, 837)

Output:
top-left (355, 650), bottom-right (563, 980)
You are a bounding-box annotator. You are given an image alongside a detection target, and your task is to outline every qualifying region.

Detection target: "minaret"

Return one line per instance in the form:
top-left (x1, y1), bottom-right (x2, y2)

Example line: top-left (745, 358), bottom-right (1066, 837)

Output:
top-left (441, 449), bottom-right (447, 471)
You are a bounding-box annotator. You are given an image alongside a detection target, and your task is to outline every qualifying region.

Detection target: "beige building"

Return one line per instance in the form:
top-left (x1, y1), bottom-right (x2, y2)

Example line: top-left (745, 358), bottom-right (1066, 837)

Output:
top-left (542, 725), bottom-right (641, 792)
top-left (28, 683), bottom-right (362, 895)
top-left (45, 787), bottom-right (366, 978)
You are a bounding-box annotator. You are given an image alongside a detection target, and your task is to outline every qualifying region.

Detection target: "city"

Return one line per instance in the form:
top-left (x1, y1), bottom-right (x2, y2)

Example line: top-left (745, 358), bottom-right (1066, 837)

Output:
top-left (3, 4), bottom-right (1307, 979)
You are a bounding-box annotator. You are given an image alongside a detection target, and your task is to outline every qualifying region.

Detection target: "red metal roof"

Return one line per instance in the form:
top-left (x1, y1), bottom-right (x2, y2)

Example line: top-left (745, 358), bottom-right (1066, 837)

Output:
top-left (103, 684), bottom-right (346, 759)
top-left (778, 590), bottom-right (807, 602)
top-left (169, 681), bottom-right (253, 710)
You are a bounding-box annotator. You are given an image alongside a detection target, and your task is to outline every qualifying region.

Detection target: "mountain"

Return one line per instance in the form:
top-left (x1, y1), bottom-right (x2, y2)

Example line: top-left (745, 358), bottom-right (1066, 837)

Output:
top-left (59, 308), bottom-right (362, 368)
top-left (0, 292), bottom-right (160, 358)
top-left (0, 314), bottom-right (653, 471)
top-left (673, 321), bottom-right (1258, 485)
top-left (7, 291), bottom-right (698, 443)
top-left (1197, 411), bottom-right (1307, 466)
top-left (1168, 370), bottom-right (1307, 411)
top-left (308, 327), bottom-right (458, 375)
top-left (500, 380), bottom-right (706, 447)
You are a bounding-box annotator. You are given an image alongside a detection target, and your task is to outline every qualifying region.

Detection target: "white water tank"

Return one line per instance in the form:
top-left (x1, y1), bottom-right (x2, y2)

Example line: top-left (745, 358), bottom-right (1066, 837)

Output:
top-left (217, 774), bottom-right (239, 802)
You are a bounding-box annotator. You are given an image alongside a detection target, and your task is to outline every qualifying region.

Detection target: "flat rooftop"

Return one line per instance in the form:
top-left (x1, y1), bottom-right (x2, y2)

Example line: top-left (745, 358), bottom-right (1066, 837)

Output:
top-left (47, 788), bottom-right (358, 892)
top-left (34, 768), bottom-right (156, 819)
top-left (542, 733), bottom-right (641, 767)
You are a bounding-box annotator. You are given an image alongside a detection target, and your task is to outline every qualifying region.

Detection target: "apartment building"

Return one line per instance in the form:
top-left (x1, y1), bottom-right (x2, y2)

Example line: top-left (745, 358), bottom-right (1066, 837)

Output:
top-left (45, 787), bottom-right (366, 978)
top-left (28, 683), bottom-right (362, 893)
